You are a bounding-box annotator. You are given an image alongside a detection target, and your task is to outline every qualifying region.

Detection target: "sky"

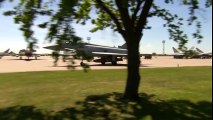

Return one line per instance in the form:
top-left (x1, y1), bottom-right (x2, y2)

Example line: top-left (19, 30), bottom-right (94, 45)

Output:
top-left (0, 1), bottom-right (212, 54)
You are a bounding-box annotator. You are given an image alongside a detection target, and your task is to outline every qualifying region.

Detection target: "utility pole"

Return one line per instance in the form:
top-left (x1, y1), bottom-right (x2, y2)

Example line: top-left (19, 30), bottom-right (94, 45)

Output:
top-left (162, 40), bottom-right (166, 55)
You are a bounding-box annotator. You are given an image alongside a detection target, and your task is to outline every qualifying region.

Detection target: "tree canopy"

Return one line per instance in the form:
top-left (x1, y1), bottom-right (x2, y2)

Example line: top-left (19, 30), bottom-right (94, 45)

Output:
top-left (0, 0), bottom-right (211, 49)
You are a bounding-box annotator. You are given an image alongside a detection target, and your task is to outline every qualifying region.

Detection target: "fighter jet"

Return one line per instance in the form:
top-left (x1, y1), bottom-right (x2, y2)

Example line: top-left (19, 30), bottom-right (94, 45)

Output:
top-left (16, 49), bottom-right (41, 60)
top-left (195, 48), bottom-right (212, 59)
top-left (172, 47), bottom-right (212, 59)
top-left (172, 47), bottom-right (185, 59)
top-left (44, 42), bottom-right (129, 65)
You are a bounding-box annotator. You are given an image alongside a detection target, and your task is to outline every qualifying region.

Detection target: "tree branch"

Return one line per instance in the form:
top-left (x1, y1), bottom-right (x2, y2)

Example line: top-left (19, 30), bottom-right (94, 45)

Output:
top-left (136, 0), bottom-right (153, 34)
top-left (115, 0), bottom-right (131, 31)
top-left (95, 0), bottom-right (124, 36)
top-left (132, 0), bottom-right (145, 26)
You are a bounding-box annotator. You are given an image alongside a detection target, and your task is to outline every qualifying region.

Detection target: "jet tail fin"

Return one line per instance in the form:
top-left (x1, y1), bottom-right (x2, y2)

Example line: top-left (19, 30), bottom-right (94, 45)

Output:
top-left (4, 49), bottom-right (10, 54)
top-left (0, 49), bottom-right (9, 59)
top-left (172, 47), bottom-right (180, 54)
top-left (196, 48), bottom-right (204, 53)
top-left (118, 43), bottom-right (127, 49)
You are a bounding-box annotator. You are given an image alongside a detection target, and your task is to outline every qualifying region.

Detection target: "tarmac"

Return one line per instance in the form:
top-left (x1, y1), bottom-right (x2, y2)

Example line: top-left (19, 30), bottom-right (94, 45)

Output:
top-left (0, 56), bottom-right (212, 73)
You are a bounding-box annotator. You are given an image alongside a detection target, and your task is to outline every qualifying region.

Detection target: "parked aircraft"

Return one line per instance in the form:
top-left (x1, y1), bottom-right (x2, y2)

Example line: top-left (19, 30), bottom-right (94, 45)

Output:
top-left (172, 47), bottom-right (185, 59)
top-left (44, 42), bottom-right (129, 65)
top-left (15, 49), bottom-right (41, 60)
top-left (195, 48), bottom-right (212, 59)
top-left (0, 49), bottom-right (10, 59)
top-left (8, 51), bottom-right (18, 57)
top-left (172, 47), bottom-right (212, 59)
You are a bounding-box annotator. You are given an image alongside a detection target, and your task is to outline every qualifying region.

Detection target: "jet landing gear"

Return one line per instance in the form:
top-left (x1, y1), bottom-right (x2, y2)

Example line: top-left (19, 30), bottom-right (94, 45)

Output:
top-left (101, 61), bottom-right (105, 65)
top-left (94, 56), bottom-right (121, 65)
top-left (112, 61), bottom-right (117, 65)
top-left (101, 60), bottom-right (117, 65)
top-left (111, 56), bottom-right (117, 65)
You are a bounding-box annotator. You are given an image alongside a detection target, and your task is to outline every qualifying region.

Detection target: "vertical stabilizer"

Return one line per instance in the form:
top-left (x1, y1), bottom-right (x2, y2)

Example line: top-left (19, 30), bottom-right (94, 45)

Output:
top-left (196, 48), bottom-right (204, 53)
top-left (172, 47), bottom-right (180, 54)
top-left (4, 49), bottom-right (10, 54)
top-left (118, 43), bottom-right (127, 49)
top-left (0, 49), bottom-right (10, 59)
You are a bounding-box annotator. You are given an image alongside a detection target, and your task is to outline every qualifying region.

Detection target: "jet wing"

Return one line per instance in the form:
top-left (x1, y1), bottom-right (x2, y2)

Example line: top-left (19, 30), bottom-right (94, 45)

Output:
top-left (92, 52), bottom-right (127, 57)
top-left (15, 53), bottom-right (41, 57)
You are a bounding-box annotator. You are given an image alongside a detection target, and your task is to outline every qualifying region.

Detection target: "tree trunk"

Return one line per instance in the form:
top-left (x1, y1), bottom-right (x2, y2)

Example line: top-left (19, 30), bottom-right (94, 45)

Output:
top-left (124, 35), bottom-right (141, 99)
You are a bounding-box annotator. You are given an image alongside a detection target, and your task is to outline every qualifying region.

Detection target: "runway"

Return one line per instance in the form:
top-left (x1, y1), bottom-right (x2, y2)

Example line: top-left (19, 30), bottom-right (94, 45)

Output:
top-left (0, 56), bottom-right (212, 73)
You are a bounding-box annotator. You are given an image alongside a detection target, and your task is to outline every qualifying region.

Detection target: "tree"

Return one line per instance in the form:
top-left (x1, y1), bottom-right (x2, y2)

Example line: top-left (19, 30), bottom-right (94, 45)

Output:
top-left (0, 0), bottom-right (212, 99)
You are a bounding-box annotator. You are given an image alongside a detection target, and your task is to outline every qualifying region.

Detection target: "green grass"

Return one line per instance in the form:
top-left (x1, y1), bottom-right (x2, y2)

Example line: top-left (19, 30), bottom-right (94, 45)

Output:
top-left (0, 66), bottom-right (212, 120)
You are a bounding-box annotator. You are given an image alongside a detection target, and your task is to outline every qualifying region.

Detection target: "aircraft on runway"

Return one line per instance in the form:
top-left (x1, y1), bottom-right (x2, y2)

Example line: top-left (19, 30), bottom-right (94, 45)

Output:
top-left (172, 47), bottom-right (185, 59)
top-left (195, 48), bottom-right (212, 58)
top-left (0, 49), bottom-right (10, 59)
top-left (15, 49), bottom-right (41, 60)
top-left (44, 42), bottom-right (129, 65)
top-left (172, 47), bottom-right (212, 59)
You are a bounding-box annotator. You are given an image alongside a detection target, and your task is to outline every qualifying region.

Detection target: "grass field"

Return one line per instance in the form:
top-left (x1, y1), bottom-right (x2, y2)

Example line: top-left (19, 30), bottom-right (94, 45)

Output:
top-left (0, 67), bottom-right (212, 120)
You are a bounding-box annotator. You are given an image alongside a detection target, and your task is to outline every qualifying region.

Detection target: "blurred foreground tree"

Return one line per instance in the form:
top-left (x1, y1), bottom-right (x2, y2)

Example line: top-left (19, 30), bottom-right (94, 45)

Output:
top-left (0, 0), bottom-right (211, 99)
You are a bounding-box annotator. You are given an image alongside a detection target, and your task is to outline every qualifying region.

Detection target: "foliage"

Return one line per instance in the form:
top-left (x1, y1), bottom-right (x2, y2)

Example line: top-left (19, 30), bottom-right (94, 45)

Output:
top-left (182, 49), bottom-right (199, 59)
top-left (0, 0), bottom-right (211, 49)
top-left (75, 0), bottom-right (211, 49)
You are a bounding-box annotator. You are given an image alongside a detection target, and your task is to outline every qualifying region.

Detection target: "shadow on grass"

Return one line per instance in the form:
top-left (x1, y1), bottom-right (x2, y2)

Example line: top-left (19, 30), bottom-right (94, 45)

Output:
top-left (0, 93), bottom-right (212, 120)
top-left (52, 64), bottom-right (151, 68)
top-left (6, 58), bottom-right (46, 61)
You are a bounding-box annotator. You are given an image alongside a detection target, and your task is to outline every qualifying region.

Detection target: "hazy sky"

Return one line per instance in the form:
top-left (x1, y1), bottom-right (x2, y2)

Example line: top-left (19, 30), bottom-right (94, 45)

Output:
top-left (0, 1), bottom-right (212, 54)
